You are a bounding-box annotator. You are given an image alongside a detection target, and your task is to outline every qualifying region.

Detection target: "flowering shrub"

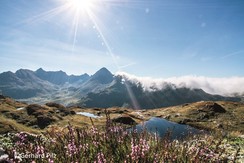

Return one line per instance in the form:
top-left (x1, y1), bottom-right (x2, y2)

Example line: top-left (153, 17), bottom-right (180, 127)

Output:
top-left (0, 113), bottom-right (241, 163)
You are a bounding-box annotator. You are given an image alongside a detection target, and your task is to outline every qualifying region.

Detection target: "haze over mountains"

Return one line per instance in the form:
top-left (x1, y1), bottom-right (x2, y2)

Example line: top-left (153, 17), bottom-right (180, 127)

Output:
top-left (0, 67), bottom-right (241, 109)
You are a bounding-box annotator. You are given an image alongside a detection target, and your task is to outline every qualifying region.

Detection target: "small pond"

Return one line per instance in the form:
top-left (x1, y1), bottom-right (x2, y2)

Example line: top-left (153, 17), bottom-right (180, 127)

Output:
top-left (76, 112), bottom-right (100, 118)
top-left (134, 117), bottom-right (202, 139)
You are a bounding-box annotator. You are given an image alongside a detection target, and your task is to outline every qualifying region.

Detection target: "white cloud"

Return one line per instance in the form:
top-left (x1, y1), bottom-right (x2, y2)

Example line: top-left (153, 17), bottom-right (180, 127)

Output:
top-left (116, 72), bottom-right (244, 96)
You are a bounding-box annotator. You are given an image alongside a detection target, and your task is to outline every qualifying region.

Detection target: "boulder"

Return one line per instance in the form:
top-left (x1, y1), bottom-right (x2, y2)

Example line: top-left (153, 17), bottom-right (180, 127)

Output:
top-left (59, 109), bottom-right (75, 116)
top-left (5, 112), bottom-right (20, 120)
top-left (178, 118), bottom-right (193, 124)
top-left (216, 123), bottom-right (223, 129)
top-left (163, 115), bottom-right (171, 119)
top-left (199, 102), bottom-right (226, 113)
top-left (26, 104), bottom-right (46, 115)
top-left (0, 147), bottom-right (8, 162)
top-left (0, 110), bottom-right (9, 114)
top-left (70, 111), bottom-right (76, 115)
top-left (0, 95), bottom-right (6, 99)
top-left (112, 116), bottom-right (136, 125)
top-left (45, 102), bottom-right (65, 109)
top-left (36, 115), bottom-right (56, 129)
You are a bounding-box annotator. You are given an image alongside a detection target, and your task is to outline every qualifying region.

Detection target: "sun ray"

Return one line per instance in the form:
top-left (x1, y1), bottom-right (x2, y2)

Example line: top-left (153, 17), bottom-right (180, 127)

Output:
top-left (20, 5), bottom-right (69, 25)
top-left (71, 0), bottom-right (94, 10)
top-left (19, 0), bottom-right (153, 109)
top-left (85, 9), bottom-right (120, 69)
top-left (72, 8), bottom-right (80, 53)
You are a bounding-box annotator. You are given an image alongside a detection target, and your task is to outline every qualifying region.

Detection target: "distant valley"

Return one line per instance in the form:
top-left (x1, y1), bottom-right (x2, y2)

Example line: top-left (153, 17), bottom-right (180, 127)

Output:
top-left (0, 67), bottom-right (241, 109)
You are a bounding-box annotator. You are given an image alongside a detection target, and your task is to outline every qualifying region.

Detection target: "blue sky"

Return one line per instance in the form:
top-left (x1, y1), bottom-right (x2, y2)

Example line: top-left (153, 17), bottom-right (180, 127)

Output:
top-left (0, 0), bottom-right (244, 77)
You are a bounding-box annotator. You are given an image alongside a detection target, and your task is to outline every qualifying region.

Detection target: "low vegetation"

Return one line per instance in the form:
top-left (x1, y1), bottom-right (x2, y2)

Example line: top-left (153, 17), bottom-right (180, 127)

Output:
top-left (0, 96), bottom-right (243, 162)
top-left (148, 101), bottom-right (244, 135)
top-left (0, 112), bottom-right (242, 162)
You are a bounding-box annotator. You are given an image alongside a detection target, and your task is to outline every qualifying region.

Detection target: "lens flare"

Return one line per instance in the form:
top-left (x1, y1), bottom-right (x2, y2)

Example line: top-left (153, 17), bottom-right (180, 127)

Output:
top-left (22, 0), bottom-right (148, 109)
top-left (69, 0), bottom-right (96, 12)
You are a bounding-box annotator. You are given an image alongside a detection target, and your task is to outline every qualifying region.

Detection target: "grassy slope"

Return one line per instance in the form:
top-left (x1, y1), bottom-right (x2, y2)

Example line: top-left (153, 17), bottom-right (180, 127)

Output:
top-left (0, 96), bottom-right (244, 137)
top-left (146, 101), bottom-right (244, 135)
top-left (1, 97), bottom-right (243, 162)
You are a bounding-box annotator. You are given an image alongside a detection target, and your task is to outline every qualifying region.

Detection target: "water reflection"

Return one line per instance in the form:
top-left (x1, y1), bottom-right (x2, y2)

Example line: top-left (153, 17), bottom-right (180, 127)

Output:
top-left (135, 117), bottom-right (201, 139)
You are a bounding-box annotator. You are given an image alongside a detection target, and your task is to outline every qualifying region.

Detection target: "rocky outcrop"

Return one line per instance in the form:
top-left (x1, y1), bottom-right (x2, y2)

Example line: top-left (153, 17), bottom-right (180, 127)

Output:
top-left (26, 104), bottom-right (47, 115)
top-left (0, 95), bottom-right (6, 99)
top-left (199, 102), bottom-right (226, 113)
top-left (112, 116), bottom-right (136, 125)
top-left (45, 102), bottom-right (65, 109)
top-left (36, 115), bottom-right (56, 129)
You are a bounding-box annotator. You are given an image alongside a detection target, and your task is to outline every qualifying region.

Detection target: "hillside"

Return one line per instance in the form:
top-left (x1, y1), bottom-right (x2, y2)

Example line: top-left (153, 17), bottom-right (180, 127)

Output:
top-left (1, 95), bottom-right (243, 162)
top-left (0, 95), bottom-right (243, 136)
top-left (147, 101), bottom-right (244, 135)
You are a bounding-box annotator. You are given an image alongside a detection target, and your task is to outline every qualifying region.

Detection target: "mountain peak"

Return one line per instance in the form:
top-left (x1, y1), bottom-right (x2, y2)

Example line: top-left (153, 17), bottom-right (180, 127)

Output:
top-left (16, 68), bottom-right (32, 73)
top-left (15, 69), bottom-right (36, 79)
top-left (91, 67), bottom-right (113, 84)
top-left (35, 68), bottom-right (68, 85)
top-left (97, 67), bottom-right (110, 73)
top-left (36, 68), bottom-right (44, 71)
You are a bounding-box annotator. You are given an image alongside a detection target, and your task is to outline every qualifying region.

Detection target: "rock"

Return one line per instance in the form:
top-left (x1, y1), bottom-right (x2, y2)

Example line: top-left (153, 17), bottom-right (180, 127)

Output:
top-left (114, 110), bottom-right (125, 114)
top-left (16, 119), bottom-right (29, 125)
top-left (189, 110), bottom-right (199, 115)
top-left (112, 116), bottom-right (136, 125)
top-left (163, 115), bottom-right (171, 119)
top-left (45, 102), bottom-right (65, 109)
top-left (174, 113), bottom-right (181, 117)
top-left (93, 108), bottom-right (101, 111)
top-left (239, 135), bottom-right (244, 139)
top-left (179, 118), bottom-right (193, 124)
top-left (0, 147), bottom-right (8, 162)
top-left (200, 102), bottom-right (226, 113)
top-left (36, 115), bottom-right (56, 129)
top-left (6, 112), bottom-right (20, 120)
top-left (97, 111), bottom-right (101, 116)
top-left (0, 148), bottom-right (5, 156)
top-left (0, 95), bottom-right (6, 99)
top-left (217, 123), bottom-right (223, 128)
top-left (48, 110), bottom-right (55, 114)
top-left (0, 110), bottom-right (9, 114)
top-left (70, 111), bottom-right (76, 115)
top-left (59, 109), bottom-right (75, 116)
top-left (56, 115), bottom-right (63, 120)
top-left (182, 103), bottom-right (189, 107)
top-left (26, 104), bottom-right (46, 115)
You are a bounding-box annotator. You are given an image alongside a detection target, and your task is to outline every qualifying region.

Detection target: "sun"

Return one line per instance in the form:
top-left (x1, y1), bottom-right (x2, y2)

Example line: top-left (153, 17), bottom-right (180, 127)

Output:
top-left (69, 0), bottom-right (96, 12)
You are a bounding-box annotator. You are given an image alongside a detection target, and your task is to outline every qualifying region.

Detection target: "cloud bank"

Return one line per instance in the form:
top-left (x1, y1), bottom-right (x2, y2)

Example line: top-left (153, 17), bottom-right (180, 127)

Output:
top-left (116, 72), bottom-right (244, 97)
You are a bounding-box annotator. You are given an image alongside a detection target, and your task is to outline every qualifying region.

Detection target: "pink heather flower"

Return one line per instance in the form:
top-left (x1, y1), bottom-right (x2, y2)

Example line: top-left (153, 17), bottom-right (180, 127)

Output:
top-left (79, 143), bottom-right (88, 151)
top-left (109, 126), bottom-right (123, 133)
top-left (48, 159), bottom-right (54, 163)
top-left (95, 152), bottom-right (106, 163)
top-left (15, 132), bottom-right (28, 146)
top-left (91, 126), bottom-right (98, 135)
top-left (130, 137), bottom-right (149, 160)
top-left (65, 135), bottom-right (79, 157)
top-left (36, 145), bottom-right (45, 154)
top-left (93, 141), bottom-right (99, 147)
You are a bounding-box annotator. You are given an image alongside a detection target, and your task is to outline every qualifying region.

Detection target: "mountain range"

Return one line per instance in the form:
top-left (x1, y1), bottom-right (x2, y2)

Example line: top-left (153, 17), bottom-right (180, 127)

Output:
top-left (0, 68), bottom-right (241, 109)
